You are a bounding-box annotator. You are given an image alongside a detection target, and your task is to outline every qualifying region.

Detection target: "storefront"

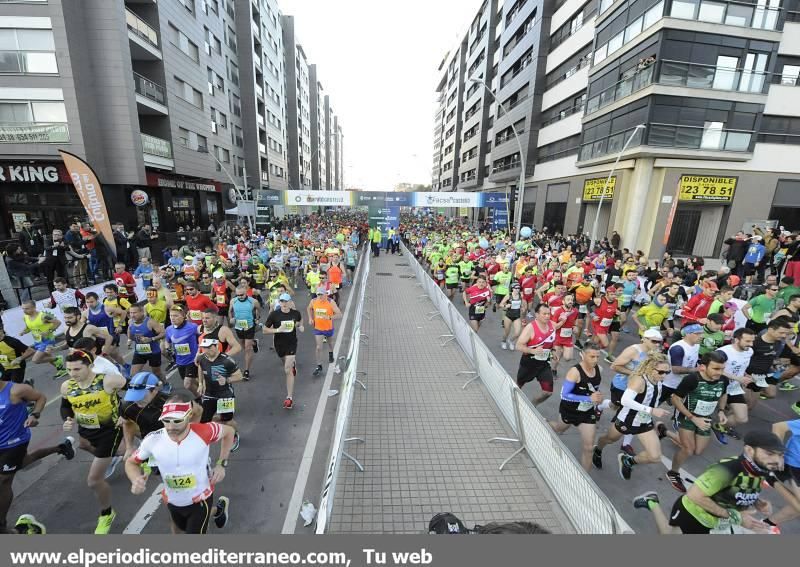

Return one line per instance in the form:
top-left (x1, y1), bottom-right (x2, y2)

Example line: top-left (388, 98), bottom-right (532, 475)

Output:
top-left (769, 179), bottom-right (800, 232)
top-left (664, 175), bottom-right (735, 257)
top-left (144, 171), bottom-right (224, 232)
top-left (576, 176), bottom-right (616, 238)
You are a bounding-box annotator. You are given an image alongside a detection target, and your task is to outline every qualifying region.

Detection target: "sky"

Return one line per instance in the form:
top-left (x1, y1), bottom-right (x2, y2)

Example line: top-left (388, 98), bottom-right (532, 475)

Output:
top-left (280, 0), bottom-right (483, 191)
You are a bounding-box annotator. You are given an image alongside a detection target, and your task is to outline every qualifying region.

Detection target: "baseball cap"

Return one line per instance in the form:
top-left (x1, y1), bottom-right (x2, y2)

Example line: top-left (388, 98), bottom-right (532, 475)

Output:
top-left (279, 293), bottom-right (291, 302)
top-left (705, 281), bottom-right (719, 291)
top-left (199, 337), bottom-right (219, 348)
top-left (124, 372), bottom-right (161, 402)
top-left (743, 430), bottom-right (785, 453)
top-left (316, 287), bottom-right (329, 295)
top-left (643, 329), bottom-right (663, 341)
top-left (160, 401), bottom-right (193, 421)
top-left (723, 301), bottom-right (739, 312)
top-left (682, 324), bottom-right (704, 335)
top-left (213, 270), bottom-right (224, 279)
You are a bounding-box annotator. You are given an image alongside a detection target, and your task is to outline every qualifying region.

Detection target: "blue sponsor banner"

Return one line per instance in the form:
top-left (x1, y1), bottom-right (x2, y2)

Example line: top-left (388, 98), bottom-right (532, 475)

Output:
top-left (482, 192), bottom-right (509, 207)
top-left (491, 208), bottom-right (509, 230)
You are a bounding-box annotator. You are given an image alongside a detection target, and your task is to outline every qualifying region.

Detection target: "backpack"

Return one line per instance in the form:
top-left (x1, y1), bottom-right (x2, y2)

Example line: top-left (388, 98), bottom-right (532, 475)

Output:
top-left (428, 512), bottom-right (470, 534)
top-left (732, 285), bottom-right (755, 301)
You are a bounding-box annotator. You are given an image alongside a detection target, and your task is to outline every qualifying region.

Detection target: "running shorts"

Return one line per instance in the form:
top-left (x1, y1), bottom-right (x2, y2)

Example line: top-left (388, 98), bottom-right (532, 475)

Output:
top-left (668, 497), bottom-right (711, 534)
top-left (32, 339), bottom-right (55, 352)
top-left (516, 358), bottom-right (554, 392)
top-left (613, 418), bottom-right (654, 436)
top-left (80, 427), bottom-right (123, 459)
top-left (178, 364), bottom-right (198, 380)
top-left (235, 327), bottom-right (256, 340)
top-left (0, 442), bottom-right (29, 474)
top-left (132, 352), bottom-right (162, 368)
top-left (167, 496), bottom-right (214, 534)
top-left (275, 340), bottom-right (298, 359)
top-left (314, 329), bottom-right (334, 337)
top-left (558, 403), bottom-right (598, 426)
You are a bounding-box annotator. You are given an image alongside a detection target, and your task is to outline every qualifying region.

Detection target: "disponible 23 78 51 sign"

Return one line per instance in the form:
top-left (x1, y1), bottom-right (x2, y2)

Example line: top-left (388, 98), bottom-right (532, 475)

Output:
top-left (678, 175), bottom-right (738, 202)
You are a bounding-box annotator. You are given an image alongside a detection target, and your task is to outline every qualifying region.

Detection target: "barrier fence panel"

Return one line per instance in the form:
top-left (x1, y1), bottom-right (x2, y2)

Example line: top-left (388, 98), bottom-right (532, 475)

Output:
top-left (401, 243), bottom-right (632, 534)
top-left (315, 250), bottom-right (371, 534)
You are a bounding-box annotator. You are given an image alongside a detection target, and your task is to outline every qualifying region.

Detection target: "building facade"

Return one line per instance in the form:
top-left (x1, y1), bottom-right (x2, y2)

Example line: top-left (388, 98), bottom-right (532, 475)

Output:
top-left (433, 0), bottom-right (800, 258)
top-left (0, 0), bottom-right (342, 239)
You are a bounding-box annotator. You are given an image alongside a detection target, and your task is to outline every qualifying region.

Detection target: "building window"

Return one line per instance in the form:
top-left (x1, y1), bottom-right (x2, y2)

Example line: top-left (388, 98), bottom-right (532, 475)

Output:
top-left (175, 76), bottom-right (203, 108)
top-left (0, 100), bottom-right (67, 123)
top-left (0, 28), bottom-right (58, 74)
top-left (176, 0), bottom-right (194, 14)
top-left (593, 0), bottom-right (663, 65)
top-left (168, 23), bottom-right (200, 62)
top-left (178, 127), bottom-right (207, 151)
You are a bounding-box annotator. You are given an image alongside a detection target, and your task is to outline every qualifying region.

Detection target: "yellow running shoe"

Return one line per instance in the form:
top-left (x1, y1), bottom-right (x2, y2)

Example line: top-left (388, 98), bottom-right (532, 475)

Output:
top-left (94, 509), bottom-right (116, 534)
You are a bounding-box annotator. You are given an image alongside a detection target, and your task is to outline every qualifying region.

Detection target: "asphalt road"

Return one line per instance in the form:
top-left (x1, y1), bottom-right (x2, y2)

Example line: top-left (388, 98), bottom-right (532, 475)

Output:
top-left (441, 287), bottom-right (800, 534)
top-left (5, 279), bottom-right (360, 535)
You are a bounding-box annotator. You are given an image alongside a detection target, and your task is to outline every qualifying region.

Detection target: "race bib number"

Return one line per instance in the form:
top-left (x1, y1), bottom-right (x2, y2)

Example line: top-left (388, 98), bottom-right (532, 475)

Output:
top-left (577, 401), bottom-right (594, 412)
top-left (636, 411), bottom-right (653, 424)
top-left (135, 343), bottom-right (152, 354)
top-left (600, 318), bottom-right (613, 327)
top-left (165, 474), bottom-right (197, 490)
top-left (315, 308), bottom-right (329, 319)
top-left (559, 328), bottom-right (573, 338)
top-left (235, 319), bottom-right (251, 330)
top-left (474, 305), bottom-right (485, 315)
top-left (622, 294), bottom-right (632, 305)
top-left (579, 304), bottom-right (588, 314)
top-left (216, 294), bottom-right (227, 304)
top-left (280, 320), bottom-right (295, 333)
top-left (76, 413), bottom-right (100, 429)
top-left (175, 343), bottom-right (191, 356)
top-left (524, 288), bottom-right (533, 296)
top-left (216, 397), bottom-right (235, 414)
top-left (436, 271), bottom-right (444, 279)
top-left (188, 310), bottom-right (202, 321)
top-left (693, 399), bottom-right (717, 417)
top-left (753, 374), bottom-right (769, 388)
top-left (763, 312), bottom-right (771, 322)
top-left (534, 348), bottom-right (551, 361)
top-left (511, 300), bottom-right (522, 310)
top-left (32, 331), bottom-right (42, 342)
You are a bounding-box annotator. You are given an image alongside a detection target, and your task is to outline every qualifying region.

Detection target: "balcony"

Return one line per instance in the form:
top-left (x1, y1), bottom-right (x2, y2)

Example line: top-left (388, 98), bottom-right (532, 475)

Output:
top-left (255, 84), bottom-right (264, 99)
top-left (133, 72), bottom-right (168, 115)
top-left (258, 142), bottom-right (266, 154)
top-left (141, 132), bottom-right (174, 169)
top-left (0, 122), bottom-right (69, 144)
top-left (257, 114), bottom-right (265, 126)
top-left (126, 9), bottom-right (162, 60)
top-left (668, 0), bottom-right (781, 31)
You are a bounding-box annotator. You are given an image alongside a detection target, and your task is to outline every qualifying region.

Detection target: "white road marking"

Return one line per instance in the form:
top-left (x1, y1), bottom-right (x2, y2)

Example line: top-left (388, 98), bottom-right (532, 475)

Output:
top-left (281, 258), bottom-right (367, 534)
top-left (122, 483), bottom-right (165, 534)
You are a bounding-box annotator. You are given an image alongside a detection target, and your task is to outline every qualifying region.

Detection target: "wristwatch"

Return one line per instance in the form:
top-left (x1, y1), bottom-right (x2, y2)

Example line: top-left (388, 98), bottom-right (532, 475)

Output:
top-left (30, 412), bottom-right (41, 419)
top-left (216, 458), bottom-right (229, 468)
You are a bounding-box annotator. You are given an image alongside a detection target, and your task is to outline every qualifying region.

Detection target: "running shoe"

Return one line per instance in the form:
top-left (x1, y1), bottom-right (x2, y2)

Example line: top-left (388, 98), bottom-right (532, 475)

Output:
top-left (779, 382), bottom-right (798, 391)
top-left (328, 351), bottom-right (335, 363)
top-left (711, 423), bottom-right (729, 445)
top-left (243, 370), bottom-right (250, 381)
top-left (618, 453), bottom-right (634, 480)
top-left (632, 491), bottom-right (659, 511)
top-left (253, 339), bottom-right (259, 353)
top-left (94, 509), bottom-right (116, 534)
top-left (666, 471), bottom-right (687, 493)
top-left (760, 393), bottom-right (770, 400)
top-left (53, 355), bottom-right (67, 378)
top-left (620, 444), bottom-right (636, 457)
top-left (165, 361), bottom-right (178, 373)
top-left (231, 432), bottom-right (240, 453)
top-left (793, 402), bottom-right (800, 417)
top-left (726, 427), bottom-right (742, 440)
top-left (313, 365), bottom-right (323, 377)
top-left (591, 446), bottom-right (603, 470)
top-left (213, 496), bottom-right (230, 529)
top-left (58, 436), bottom-right (75, 460)
top-left (501, 341), bottom-right (508, 350)
top-left (508, 340), bottom-right (515, 351)
top-left (104, 456), bottom-right (122, 480)
top-left (14, 514), bottom-right (46, 535)
top-left (283, 397), bottom-right (293, 410)
top-left (656, 423), bottom-right (668, 440)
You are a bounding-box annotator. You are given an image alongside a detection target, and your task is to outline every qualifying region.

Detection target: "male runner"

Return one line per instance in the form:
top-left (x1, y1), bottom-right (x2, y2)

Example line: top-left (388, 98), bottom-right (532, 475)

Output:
top-left (516, 304), bottom-right (557, 406)
top-left (662, 324), bottom-right (704, 397)
top-left (264, 293), bottom-right (305, 409)
top-left (183, 282), bottom-right (217, 327)
top-left (196, 337), bottom-right (242, 452)
top-left (712, 328), bottom-right (755, 444)
top-left (745, 318), bottom-right (792, 401)
top-left (19, 300), bottom-right (65, 376)
top-left (0, 323), bottom-right (35, 384)
top-left (463, 276), bottom-right (492, 332)
top-left (127, 302), bottom-right (165, 381)
top-left (163, 306), bottom-right (200, 397)
top-left (308, 287), bottom-right (341, 377)
top-left (229, 285), bottom-right (260, 379)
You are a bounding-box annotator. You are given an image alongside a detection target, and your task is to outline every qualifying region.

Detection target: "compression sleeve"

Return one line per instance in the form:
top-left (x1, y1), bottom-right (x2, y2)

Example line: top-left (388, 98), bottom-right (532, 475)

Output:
top-left (60, 397), bottom-right (74, 420)
top-left (560, 380), bottom-right (592, 403)
top-left (621, 388), bottom-right (652, 414)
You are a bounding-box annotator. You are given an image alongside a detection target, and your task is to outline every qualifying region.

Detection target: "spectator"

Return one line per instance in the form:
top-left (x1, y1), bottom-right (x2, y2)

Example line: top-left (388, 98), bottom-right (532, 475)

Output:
top-left (723, 231), bottom-right (749, 276)
top-left (113, 223), bottom-right (136, 268)
top-left (610, 230), bottom-right (621, 249)
top-left (135, 224), bottom-right (153, 259)
top-left (80, 222), bottom-right (98, 283)
top-left (64, 221), bottom-right (89, 287)
top-left (17, 220), bottom-right (44, 257)
top-left (742, 235), bottom-right (766, 284)
top-left (4, 243), bottom-right (40, 299)
top-left (41, 229), bottom-right (69, 290)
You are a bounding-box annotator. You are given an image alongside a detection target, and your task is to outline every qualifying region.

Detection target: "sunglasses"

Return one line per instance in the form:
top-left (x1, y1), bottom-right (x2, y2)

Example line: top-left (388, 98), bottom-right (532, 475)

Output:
top-left (160, 417), bottom-right (188, 425)
top-left (769, 288), bottom-right (779, 292)
top-left (128, 383), bottom-right (157, 391)
top-left (654, 370), bottom-right (670, 375)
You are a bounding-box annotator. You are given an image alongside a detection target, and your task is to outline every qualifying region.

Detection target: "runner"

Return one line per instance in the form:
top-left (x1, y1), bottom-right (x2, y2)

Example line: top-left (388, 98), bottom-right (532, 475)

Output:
top-left (633, 431), bottom-right (789, 534)
top-left (662, 324), bottom-right (704, 398)
top-left (0, 322), bottom-right (35, 385)
top-left (712, 328), bottom-right (756, 444)
top-left (492, 263), bottom-right (512, 313)
top-left (515, 304), bottom-right (557, 406)
top-left (163, 306), bottom-right (200, 397)
top-left (126, 393), bottom-right (236, 534)
top-left (211, 271), bottom-right (235, 324)
top-left (444, 262), bottom-right (460, 299)
top-left (548, 343), bottom-right (605, 472)
top-left (48, 277), bottom-right (86, 313)
top-left (462, 276), bottom-right (492, 332)
top-left (229, 285), bottom-right (260, 379)
top-left (571, 275), bottom-right (597, 345)
top-left (60, 350), bottom-right (127, 533)
top-left (498, 285), bottom-right (527, 351)
top-left (745, 318), bottom-right (792, 401)
top-left (742, 285), bottom-right (779, 334)
top-left (768, 419), bottom-right (800, 527)
top-left (263, 293), bottom-right (305, 409)
top-left (593, 352), bottom-right (671, 480)
top-left (590, 286), bottom-right (618, 351)
top-left (307, 287), bottom-right (341, 377)
top-left (0, 379), bottom-right (74, 532)
top-left (551, 294), bottom-right (579, 371)
top-left (84, 292), bottom-right (125, 367)
top-left (183, 282), bottom-right (217, 327)
top-left (18, 301), bottom-right (66, 377)
top-left (196, 337), bottom-right (241, 452)
top-left (617, 271), bottom-right (641, 331)
top-left (63, 306), bottom-right (112, 359)
top-left (666, 351), bottom-right (730, 493)
top-left (127, 302), bottom-right (166, 381)
top-left (698, 313), bottom-right (726, 356)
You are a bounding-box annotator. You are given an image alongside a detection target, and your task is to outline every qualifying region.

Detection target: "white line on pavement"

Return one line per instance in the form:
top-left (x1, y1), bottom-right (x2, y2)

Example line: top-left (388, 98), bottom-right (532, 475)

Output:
top-left (123, 483), bottom-right (165, 534)
top-left (281, 259), bottom-right (367, 534)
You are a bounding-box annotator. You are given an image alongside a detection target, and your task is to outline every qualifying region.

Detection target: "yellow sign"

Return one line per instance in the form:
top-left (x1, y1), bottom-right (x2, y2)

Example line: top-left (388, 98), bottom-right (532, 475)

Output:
top-left (458, 207), bottom-right (469, 217)
top-left (678, 175), bottom-right (737, 203)
top-left (582, 176), bottom-right (616, 202)
top-left (288, 205), bottom-right (299, 214)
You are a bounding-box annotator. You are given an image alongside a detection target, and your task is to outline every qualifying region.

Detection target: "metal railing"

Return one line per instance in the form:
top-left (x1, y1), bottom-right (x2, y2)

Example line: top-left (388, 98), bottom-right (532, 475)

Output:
top-left (133, 71), bottom-right (166, 104)
top-left (545, 53), bottom-right (591, 90)
top-left (500, 54), bottom-right (533, 88)
top-left (126, 9), bottom-right (159, 48)
top-left (315, 246), bottom-right (370, 533)
top-left (585, 63), bottom-right (655, 114)
top-left (402, 243), bottom-right (631, 534)
top-left (141, 132), bottom-right (173, 159)
top-left (542, 102), bottom-right (584, 126)
top-left (579, 124), bottom-right (644, 161)
top-left (658, 59), bottom-right (768, 93)
top-left (648, 122), bottom-right (753, 151)
top-left (492, 160), bottom-right (521, 173)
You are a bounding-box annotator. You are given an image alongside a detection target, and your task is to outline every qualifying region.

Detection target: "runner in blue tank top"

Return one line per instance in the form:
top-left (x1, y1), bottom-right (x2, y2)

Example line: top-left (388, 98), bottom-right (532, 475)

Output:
top-left (127, 302), bottom-right (166, 382)
top-left (84, 292), bottom-right (126, 367)
top-left (164, 305), bottom-right (200, 396)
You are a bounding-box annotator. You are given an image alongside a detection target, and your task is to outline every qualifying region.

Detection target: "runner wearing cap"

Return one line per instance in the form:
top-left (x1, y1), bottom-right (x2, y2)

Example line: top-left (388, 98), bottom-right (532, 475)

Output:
top-left (634, 430), bottom-right (792, 534)
top-left (307, 287), bottom-right (341, 377)
top-left (196, 338), bottom-right (242, 452)
top-left (264, 293), bottom-right (305, 409)
top-left (126, 392), bottom-right (236, 534)
top-left (228, 285), bottom-right (260, 380)
top-left (590, 286), bottom-right (618, 351)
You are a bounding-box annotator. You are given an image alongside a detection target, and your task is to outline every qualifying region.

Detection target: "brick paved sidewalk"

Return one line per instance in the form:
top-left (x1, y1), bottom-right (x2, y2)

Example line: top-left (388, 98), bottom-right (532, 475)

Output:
top-left (328, 252), bottom-right (573, 534)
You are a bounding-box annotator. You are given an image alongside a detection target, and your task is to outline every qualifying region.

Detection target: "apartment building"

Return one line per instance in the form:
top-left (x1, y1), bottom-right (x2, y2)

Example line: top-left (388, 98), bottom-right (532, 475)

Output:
top-left (433, 0), bottom-right (800, 259)
top-left (0, 0), bottom-right (343, 238)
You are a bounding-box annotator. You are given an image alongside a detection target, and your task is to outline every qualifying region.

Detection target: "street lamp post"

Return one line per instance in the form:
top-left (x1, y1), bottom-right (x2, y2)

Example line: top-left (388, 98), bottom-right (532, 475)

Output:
top-left (588, 124), bottom-right (646, 252)
top-left (200, 147), bottom-right (254, 232)
top-left (469, 77), bottom-right (525, 238)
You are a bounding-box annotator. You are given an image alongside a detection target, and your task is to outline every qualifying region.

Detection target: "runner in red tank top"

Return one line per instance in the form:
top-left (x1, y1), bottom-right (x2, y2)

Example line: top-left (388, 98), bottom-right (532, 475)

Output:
top-left (552, 294), bottom-right (579, 367)
top-left (591, 286), bottom-right (619, 349)
top-left (516, 304), bottom-right (557, 406)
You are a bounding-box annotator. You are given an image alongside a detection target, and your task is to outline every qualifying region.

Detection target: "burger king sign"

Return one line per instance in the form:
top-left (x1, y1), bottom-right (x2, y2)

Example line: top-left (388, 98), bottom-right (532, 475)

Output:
top-left (131, 189), bottom-right (149, 207)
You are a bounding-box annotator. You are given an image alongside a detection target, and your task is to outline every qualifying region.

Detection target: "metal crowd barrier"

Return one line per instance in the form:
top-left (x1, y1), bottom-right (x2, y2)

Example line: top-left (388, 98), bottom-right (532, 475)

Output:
top-left (402, 243), bottom-right (633, 535)
top-left (315, 248), bottom-right (371, 534)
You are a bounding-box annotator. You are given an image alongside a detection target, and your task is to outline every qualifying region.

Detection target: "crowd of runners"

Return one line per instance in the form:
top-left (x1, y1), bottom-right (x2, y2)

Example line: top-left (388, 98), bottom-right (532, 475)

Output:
top-left (0, 213), bottom-right (366, 535)
top-left (406, 215), bottom-right (800, 535)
